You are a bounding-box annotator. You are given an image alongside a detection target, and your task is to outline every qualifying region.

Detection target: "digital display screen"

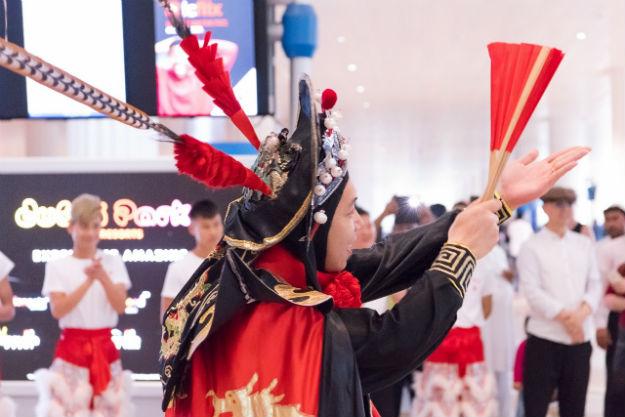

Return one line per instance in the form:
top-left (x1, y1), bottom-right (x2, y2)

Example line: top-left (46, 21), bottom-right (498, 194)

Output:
top-left (153, 0), bottom-right (258, 117)
top-left (0, 0), bottom-right (269, 120)
top-left (0, 171), bottom-right (241, 380)
top-left (21, 0), bottom-right (127, 118)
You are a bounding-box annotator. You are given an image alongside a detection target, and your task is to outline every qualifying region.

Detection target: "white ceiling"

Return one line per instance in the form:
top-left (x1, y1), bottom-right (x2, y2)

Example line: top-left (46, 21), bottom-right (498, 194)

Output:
top-left (271, 0), bottom-right (625, 219)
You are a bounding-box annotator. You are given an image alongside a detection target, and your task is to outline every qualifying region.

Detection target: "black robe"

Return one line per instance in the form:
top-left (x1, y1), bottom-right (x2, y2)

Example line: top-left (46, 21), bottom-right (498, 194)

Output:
top-left (160, 210), bottom-right (476, 417)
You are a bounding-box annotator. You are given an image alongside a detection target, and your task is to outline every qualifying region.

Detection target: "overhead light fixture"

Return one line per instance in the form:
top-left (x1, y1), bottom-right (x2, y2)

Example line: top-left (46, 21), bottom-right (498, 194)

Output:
top-left (356, 85), bottom-right (365, 93)
top-left (576, 32), bottom-right (587, 40)
top-left (337, 36), bottom-right (346, 43)
top-left (347, 64), bottom-right (357, 72)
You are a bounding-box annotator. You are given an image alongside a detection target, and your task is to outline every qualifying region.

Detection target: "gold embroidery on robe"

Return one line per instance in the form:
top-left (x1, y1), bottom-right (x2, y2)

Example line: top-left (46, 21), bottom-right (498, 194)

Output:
top-left (206, 373), bottom-right (313, 417)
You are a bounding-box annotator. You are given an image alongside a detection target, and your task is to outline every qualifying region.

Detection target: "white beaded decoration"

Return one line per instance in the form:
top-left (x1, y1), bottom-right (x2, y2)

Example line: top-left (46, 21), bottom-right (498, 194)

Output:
top-left (330, 166), bottom-right (343, 177)
top-left (314, 210), bottom-right (328, 224)
top-left (324, 117), bottom-right (337, 129)
top-left (325, 158), bottom-right (337, 169)
top-left (314, 184), bottom-right (326, 196)
top-left (338, 149), bottom-right (349, 160)
top-left (320, 172), bottom-right (333, 185)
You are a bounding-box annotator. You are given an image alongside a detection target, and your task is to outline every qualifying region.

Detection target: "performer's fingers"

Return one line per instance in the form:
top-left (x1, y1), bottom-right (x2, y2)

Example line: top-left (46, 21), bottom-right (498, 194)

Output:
top-left (516, 149), bottom-right (539, 165)
top-left (477, 198), bottom-right (503, 213)
top-left (553, 161), bottom-right (578, 179)
top-left (547, 146), bottom-right (590, 164)
top-left (552, 147), bottom-right (591, 170)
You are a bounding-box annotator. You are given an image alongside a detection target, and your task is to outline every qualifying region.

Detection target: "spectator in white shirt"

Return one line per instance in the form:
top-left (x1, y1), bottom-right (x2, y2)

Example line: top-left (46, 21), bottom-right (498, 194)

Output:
top-left (518, 186), bottom-right (602, 417)
top-left (481, 244), bottom-right (515, 417)
top-left (36, 193), bottom-right (132, 417)
top-left (161, 199), bottom-right (223, 316)
top-left (0, 251), bottom-right (16, 322)
top-left (595, 205), bottom-right (625, 417)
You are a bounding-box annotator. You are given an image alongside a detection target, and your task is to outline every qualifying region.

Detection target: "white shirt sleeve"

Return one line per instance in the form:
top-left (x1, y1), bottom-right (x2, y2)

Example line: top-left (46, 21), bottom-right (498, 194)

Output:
top-left (0, 251), bottom-right (14, 281)
top-left (109, 255), bottom-right (131, 289)
top-left (161, 262), bottom-right (181, 298)
top-left (42, 261), bottom-right (67, 296)
top-left (583, 245), bottom-right (603, 313)
top-left (518, 242), bottom-right (564, 320)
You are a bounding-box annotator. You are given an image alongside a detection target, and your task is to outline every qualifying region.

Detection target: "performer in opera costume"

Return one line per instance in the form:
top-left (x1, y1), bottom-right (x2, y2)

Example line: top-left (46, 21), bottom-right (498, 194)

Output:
top-left (35, 194), bottom-right (133, 417)
top-left (0, 8), bottom-right (587, 414)
top-left (159, 73), bottom-right (589, 416)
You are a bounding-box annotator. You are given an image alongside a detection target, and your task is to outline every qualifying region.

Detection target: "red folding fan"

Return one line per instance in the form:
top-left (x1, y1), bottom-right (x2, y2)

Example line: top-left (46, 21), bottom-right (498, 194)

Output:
top-left (482, 42), bottom-right (564, 200)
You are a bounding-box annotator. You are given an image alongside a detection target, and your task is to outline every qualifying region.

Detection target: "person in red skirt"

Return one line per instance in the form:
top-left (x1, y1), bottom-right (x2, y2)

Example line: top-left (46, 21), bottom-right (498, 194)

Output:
top-left (0, 251), bottom-right (16, 417)
top-left (35, 194), bottom-right (133, 417)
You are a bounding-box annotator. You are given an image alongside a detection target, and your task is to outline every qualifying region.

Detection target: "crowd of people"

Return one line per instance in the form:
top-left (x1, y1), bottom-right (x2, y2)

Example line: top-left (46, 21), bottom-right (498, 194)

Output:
top-left (0, 183), bottom-right (620, 417)
top-left (354, 188), bottom-right (625, 417)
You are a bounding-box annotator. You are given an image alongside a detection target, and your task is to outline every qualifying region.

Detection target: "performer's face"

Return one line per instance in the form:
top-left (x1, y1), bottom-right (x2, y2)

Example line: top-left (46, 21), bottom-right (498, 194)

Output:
top-left (353, 213), bottom-right (375, 250)
top-left (68, 218), bottom-right (101, 251)
top-left (188, 214), bottom-right (223, 251)
top-left (325, 180), bottom-right (360, 272)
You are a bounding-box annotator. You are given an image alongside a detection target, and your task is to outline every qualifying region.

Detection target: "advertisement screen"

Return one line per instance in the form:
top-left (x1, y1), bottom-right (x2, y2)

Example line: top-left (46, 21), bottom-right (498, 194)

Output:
top-left (21, 0), bottom-right (127, 118)
top-left (0, 171), bottom-right (241, 380)
top-left (153, 0), bottom-right (258, 117)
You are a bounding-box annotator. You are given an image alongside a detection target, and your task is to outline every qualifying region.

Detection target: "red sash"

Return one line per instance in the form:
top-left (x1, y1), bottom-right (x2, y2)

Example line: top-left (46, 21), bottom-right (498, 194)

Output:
top-left (426, 326), bottom-right (484, 377)
top-left (54, 328), bottom-right (119, 397)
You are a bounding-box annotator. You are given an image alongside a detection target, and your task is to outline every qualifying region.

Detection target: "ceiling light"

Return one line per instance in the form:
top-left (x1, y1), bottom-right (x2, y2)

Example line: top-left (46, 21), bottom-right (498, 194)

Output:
top-left (347, 64), bottom-right (357, 72)
top-left (356, 85), bottom-right (365, 93)
top-left (337, 36), bottom-right (346, 43)
top-left (576, 32), bottom-right (587, 40)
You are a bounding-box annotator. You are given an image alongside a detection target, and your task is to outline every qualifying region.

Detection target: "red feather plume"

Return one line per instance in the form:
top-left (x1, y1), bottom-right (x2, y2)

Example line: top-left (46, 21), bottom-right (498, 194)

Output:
top-left (180, 33), bottom-right (261, 150)
top-left (175, 134), bottom-right (271, 195)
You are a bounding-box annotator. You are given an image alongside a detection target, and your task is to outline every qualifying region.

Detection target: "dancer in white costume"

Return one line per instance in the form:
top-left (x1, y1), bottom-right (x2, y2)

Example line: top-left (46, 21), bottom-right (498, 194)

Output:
top-left (412, 249), bottom-right (498, 417)
top-left (480, 244), bottom-right (515, 417)
top-left (35, 194), bottom-right (133, 417)
top-left (0, 251), bottom-right (17, 417)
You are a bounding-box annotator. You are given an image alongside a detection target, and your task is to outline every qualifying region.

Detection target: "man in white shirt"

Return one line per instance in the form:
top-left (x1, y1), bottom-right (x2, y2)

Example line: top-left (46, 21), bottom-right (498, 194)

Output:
top-left (595, 205), bottom-right (625, 417)
top-left (161, 199), bottom-right (223, 316)
top-left (518, 187), bottom-right (602, 417)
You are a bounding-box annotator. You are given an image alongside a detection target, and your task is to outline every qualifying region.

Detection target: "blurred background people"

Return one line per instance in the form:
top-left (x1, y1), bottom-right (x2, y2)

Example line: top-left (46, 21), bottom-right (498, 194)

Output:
top-left (481, 242), bottom-right (515, 417)
top-left (35, 194), bottom-right (132, 417)
top-left (518, 187), bottom-right (601, 417)
top-left (161, 199), bottom-right (223, 317)
top-left (595, 205), bottom-right (625, 417)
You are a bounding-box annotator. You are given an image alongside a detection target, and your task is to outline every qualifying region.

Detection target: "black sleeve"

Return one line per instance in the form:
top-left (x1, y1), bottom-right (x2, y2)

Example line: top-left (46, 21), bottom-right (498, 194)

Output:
top-left (338, 243), bottom-right (475, 394)
top-left (346, 211), bottom-right (458, 302)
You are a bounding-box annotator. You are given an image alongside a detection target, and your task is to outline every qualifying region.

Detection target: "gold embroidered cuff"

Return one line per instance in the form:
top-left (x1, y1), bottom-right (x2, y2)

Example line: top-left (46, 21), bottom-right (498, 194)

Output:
top-left (494, 191), bottom-right (512, 225)
top-left (429, 242), bottom-right (476, 299)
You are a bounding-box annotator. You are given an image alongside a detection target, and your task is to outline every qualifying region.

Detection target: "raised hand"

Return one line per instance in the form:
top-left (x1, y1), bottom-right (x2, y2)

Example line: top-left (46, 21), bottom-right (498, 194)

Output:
top-left (499, 146), bottom-right (591, 209)
top-left (448, 199), bottom-right (501, 259)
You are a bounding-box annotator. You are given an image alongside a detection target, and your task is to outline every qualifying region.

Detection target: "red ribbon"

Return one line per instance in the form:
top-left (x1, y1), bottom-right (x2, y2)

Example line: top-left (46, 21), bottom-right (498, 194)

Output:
top-left (54, 328), bottom-right (120, 397)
